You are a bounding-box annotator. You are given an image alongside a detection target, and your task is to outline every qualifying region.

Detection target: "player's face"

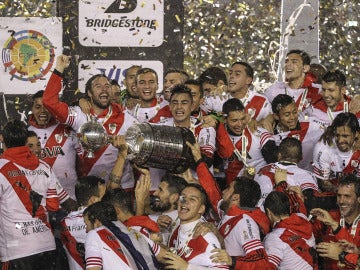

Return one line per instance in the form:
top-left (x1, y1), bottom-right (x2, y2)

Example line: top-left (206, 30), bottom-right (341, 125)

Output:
top-left (202, 82), bottom-right (217, 97)
top-left (32, 97), bottom-right (51, 126)
top-left (88, 77), bottom-right (112, 109)
top-left (225, 110), bottom-right (248, 136)
top-left (163, 73), bottom-right (184, 101)
top-left (136, 72), bottom-right (158, 102)
top-left (337, 184), bottom-right (360, 221)
top-left (186, 84), bottom-right (204, 111)
top-left (284, 53), bottom-right (307, 82)
top-left (170, 93), bottom-right (194, 125)
top-left (321, 81), bottom-right (345, 110)
top-left (124, 67), bottom-right (140, 98)
top-left (335, 126), bottom-right (355, 152)
top-left (228, 64), bottom-right (252, 93)
top-left (110, 84), bottom-right (121, 104)
top-left (152, 181), bottom-right (172, 212)
top-left (26, 135), bottom-right (41, 157)
top-left (275, 102), bottom-right (298, 131)
top-left (178, 187), bottom-right (205, 224)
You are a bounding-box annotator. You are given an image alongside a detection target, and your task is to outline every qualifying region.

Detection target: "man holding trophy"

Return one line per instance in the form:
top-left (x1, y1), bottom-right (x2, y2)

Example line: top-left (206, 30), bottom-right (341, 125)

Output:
top-left (43, 55), bottom-right (139, 190)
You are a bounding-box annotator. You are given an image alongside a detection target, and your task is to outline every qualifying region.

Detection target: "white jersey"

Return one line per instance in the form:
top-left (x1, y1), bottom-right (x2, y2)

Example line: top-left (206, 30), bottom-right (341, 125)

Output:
top-left (66, 105), bottom-right (138, 189)
top-left (264, 214), bottom-right (316, 270)
top-left (85, 221), bottom-right (158, 270)
top-left (264, 81), bottom-right (306, 103)
top-left (255, 162), bottom-right (319, 207)
top-left (313, 140), bottom-right (360, 180)
top-left (168, 219), bottom-right (228, 269)
top-left (149, 209), bottom-right (179, 246)
top-left (28, 122), bottom-right (82, 200)
top-left (0, 156), bottom-right (58, 261)
top-left (128, 100), bottom-right (161, 123)
top-left (201, 89), bottom-right (272, 121)
top-left (272, 120), bottom-right (325, 171)
top-left (60, 208), bottom-right (86, 270)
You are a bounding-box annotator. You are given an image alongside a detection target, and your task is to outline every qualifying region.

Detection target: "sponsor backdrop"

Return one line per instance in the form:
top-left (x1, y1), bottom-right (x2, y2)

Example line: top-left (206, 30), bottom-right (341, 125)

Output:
top-left (0, 0), bottom-right (183, 128)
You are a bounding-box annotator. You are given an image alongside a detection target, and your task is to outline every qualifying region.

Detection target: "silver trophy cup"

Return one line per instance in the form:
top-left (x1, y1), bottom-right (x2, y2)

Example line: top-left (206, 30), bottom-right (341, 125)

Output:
top-left (78, 116), bottom-right (109, 158)
top-left (125, 123), bottom-right (196, 173)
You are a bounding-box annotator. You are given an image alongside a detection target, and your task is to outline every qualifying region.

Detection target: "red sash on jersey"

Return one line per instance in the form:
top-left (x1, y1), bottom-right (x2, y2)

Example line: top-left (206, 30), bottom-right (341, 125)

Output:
top-left (97, 228), bottom-right (129, 265)
top-left (287, 122), bottom-right (309, 142)
top-left (149, 105), bottom-right (171, 123)
top-left (124, 216), bottom-right (160, 233)
top-left (168, 226), bottom-right (208, 261)
top-left (0, 162), bottom-right (50, 227)
top-left (78, 104), bottom-right (125, 177)
top-left (246, 95), bottom-right (266, 119)
top-left (42, 124), bottom-right (69, 167)
top-left (300, 72), bottom-right (322, 106)
top-left (216, 123), bottom-right (252, 183)
top-left (60, 219), bottom-right (85, 268)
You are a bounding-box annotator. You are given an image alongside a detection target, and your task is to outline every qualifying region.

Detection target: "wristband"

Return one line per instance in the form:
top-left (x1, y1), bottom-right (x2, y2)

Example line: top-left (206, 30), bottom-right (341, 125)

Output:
top-left (194, 158), bottom-right (204, 168)
top-left (339, 251), bottom-right (348, 263)
top-left (230, 256), bottom-right (236, 270)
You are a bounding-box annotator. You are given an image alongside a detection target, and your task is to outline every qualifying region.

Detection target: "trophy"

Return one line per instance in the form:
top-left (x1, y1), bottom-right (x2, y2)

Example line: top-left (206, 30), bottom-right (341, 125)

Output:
top-left (78, 116), bottom-right (109, 158)
top-left (125, 123), bottom-right (195, 174)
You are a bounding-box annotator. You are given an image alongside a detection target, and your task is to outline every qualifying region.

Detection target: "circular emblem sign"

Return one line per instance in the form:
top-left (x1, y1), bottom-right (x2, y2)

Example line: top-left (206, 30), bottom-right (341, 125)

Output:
top-left (2, 30), bottom-right (55, 82)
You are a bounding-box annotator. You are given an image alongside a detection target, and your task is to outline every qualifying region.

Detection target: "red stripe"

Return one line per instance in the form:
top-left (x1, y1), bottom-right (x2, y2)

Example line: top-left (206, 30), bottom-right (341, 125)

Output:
top-left (97, 228), bottom-right (129, 265)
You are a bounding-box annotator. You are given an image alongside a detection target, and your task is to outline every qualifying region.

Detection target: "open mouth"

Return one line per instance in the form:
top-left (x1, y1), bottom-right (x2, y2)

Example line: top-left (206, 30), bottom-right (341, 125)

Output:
top-left (38, 114), bottom-right (49, 121)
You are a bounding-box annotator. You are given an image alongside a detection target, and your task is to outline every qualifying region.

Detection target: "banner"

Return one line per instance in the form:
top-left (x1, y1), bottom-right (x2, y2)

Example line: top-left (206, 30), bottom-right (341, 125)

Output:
top-left (79, 0), bottom-right (164, 47)
top-left (0, 17), bottom-right (63, 95)
top-left (78, 60), bottom-right (164, 92)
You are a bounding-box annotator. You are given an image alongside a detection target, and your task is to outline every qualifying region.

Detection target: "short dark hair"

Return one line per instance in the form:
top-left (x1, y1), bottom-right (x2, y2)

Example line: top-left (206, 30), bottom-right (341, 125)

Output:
top-left (278, 137), bottom-right (302, 163)
top-left (272, 94), bottom-right (295, 114)
top-left (322, 69), bottom-right (346, 88)
top-left (164, 68), bottom-right (189, 83)
top-left (75, 175), bottom-right (105, 206)
top-left (264, 191), bottom-right (291, 216)
top-left (85, 74), bottom-right (108, 95)
top-left (231, 61), bottom-right (254, 80)
top-left (136, 67), bottom-right (158, 84)
top-left (83, 201), bottom-right (117, 225)
top-left (199, 67), bottom-right (228, 85)
top-left (286, 49), bottom-right (311, 66)
top-left (102, 188), bottom-right (134, 215)
top-left (124, 65), bottom-right (142, 78)
top-left (222, 98), bottom-right (245, 116)
top-left (27, 130), bottom-right (38, 139)
top-left (3, 119), bottom-right (29, 148)
top-left (169, 84), bottom-right (193, 103)
top-left (233, 177), bottom-right (261, 208)
top-left (339, 174), bottom-right (360, 198)
top-left (110, 79), bottom-right (120, 87)
top-left (185, 79), bottom-right (204, 98)
top-left (161, 173), bottom-right (187, 195)
top-left (32, 90), bottom-right (44, 101)
top-left (332, 112), bottom-right (359, 135)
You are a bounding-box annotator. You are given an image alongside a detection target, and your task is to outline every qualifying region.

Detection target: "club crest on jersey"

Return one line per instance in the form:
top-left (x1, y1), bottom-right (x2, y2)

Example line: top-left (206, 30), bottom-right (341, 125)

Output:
top-left (291, 134), bottom-right (300, 141)
top-left (55, 134), bottom-right (63, 144)
top-left (242, 230), bottom-right (249, 240)
top-left (108, 123), bottom-right (117, 134)
top-left (247, 108), bottom-right (256, 119)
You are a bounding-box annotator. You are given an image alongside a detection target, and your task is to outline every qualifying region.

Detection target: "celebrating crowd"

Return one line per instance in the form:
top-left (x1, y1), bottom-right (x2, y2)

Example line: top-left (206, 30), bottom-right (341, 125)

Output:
top-left (1, 49), bottom-right (360, 270)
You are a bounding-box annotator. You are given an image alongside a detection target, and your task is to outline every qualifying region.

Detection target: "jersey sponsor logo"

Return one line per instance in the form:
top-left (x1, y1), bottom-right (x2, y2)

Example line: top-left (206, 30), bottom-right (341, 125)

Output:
top-left (8, 169), bottom-right (47, 177)
top-left (40, 145), bottom-right (65, 159)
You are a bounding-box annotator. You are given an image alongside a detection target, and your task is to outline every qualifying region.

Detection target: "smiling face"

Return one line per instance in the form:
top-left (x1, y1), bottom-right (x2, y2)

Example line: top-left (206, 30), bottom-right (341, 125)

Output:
top-left (32, 97), bottom-right (51, 126)
top-left (26, 135), bottom-right (41, 157)
top-left (228, 64), bottom-right (252, 94)
top-left (284, 53), bottom-right (309, 83)
top-left (178, 186), bottom-right (206, 224)
top-left (170, 93), bottom-right (194, 126)
top-left (225, 110), bottom-right (248, 136)
top-left (274, 102), bottom-right (298, 131)
top-left (321, 81), bottom-right (345, 111)
top-left (136, 72), bottom-right (158, 103)
top-left (152, 181), bottom-right (173, 212)
top-left (335, 126), bottom-right (356, 152)
top-left (88, 77), bottom-right (112, 110)
top-left (124, 66), bottom-right (140, 98)
top-left (337, 184), bottom-right (360, 224)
